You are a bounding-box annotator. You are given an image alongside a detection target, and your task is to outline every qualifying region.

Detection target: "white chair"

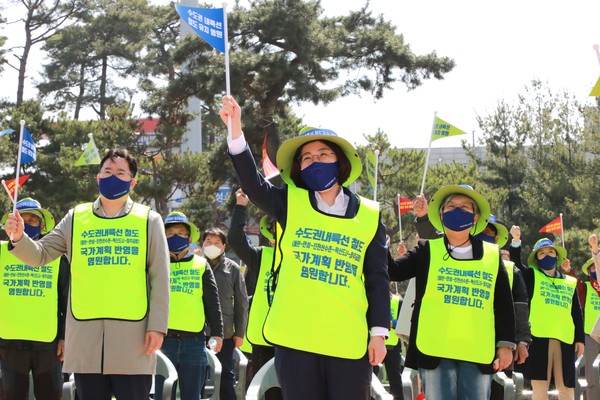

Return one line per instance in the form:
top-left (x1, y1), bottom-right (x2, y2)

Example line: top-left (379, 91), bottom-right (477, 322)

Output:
top-left (155, 350), bottom-right (179, 400)
top-left (245, 358), bottom-right (279, 400)
top-left (492, 371), bottom-right (517, 400)
top-left (202, 349), bottom-right (222, 400)
top-left (233, 348), bottom-right (248, 399)
top-left (401, 367), bottom-right (419, 400)
top-left (370, 373), bottom-right (394, 400)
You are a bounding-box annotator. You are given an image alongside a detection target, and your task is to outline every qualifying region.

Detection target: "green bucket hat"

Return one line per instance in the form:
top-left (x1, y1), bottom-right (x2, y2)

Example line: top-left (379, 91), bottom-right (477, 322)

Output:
top-left (276, 127), bottom-right (362, 187)
top-left (488, 214), bottom-right (509, 248)
top-left (2, 197), bottom-right (55, 234)
top-left (581, 258), bottom-right (596, 276)
top-left (427, 184), bottom-right (491, 235)
top-left (260, 215), bottom-right (275, 241)
top-left (164, 211), bottom-right (200, 243)
top-left (526, 238), bottom-right (567, 269)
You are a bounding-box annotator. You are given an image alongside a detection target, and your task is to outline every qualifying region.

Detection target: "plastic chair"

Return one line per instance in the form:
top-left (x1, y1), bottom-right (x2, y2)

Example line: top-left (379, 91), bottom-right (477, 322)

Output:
top-left (370, 373), bottom-right (394, 400)
top-left (401, 367), bottom-right (419, 400)
top-left (233, 348), bottom-right (248, 400)
top-left (245, 358), bottom-right (279, 400)
top-left (154, 350), bottom-right (179, 400)
top-left (202, 349), bottom-right (222, 400)
top-left (492, 371), bottom-right (517, 400)
top-left (62, 373), bottom-right (76, 400)
top-left (574, 355), bottom-right (587, 399)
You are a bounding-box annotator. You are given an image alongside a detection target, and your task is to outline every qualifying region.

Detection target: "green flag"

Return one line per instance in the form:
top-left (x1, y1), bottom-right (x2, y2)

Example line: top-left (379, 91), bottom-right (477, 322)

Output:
top-left (366, 151), bottom-right (377, 193)
top-left (431, 116), bottom-right (467, 142)
top-left (590, 76), bottom-right (600, 96)
top-left (75, 133), bottom-right (101, 166)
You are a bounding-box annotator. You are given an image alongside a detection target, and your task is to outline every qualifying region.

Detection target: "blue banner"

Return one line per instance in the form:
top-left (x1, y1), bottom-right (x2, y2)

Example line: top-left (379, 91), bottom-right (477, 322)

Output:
top-left (21, 127), bottom-right (36, 164)
top-left (175, 5), bottom-right (225, 53)
top-left (0, 129), bottom-right (14, 138)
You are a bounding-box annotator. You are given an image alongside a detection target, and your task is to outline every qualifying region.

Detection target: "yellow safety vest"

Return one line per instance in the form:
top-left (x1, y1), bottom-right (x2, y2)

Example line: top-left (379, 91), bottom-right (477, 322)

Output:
top-left (0, 242), bottom-right (60, 342)
top-left (417, 239), bottom-right (499, 364)
top-left (263, 186), bottom-right (379, 359)
top-left (584, 281), bottom-right (600, 335)
top-left (385, 294), bottom-right (401, 347)
top-left (529, 269), bottom-right (577, 344)
top-left (504, 260), bottom-right (515, 289)
top-left (246, 246), bottom-right (274, 347)
top-left (168, 255), bottom-right (206, 332)
top-left (71, 202), bottom-right (149, 321)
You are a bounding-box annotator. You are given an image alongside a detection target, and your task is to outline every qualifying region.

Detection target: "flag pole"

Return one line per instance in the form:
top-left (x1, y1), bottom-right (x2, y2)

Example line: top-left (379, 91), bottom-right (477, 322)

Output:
top-left (419, 112), bottom-right (437, 195)
top-left (1, 180), bottom-right (15, 206)
top-left (222, 2), bottom-right (233, 142)
top-left (559, 212), bottom-right (564, 247)
top-left (10, 120), bottom-right (26, 240)
top-left (373, 149), bottom-right (379, 201)
top-left (397, 193), bottom-right (403, 243)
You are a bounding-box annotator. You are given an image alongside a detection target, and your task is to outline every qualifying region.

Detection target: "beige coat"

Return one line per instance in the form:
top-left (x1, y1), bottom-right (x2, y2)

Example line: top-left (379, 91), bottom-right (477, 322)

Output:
top-left (11, 197), bottom-right (170, 374)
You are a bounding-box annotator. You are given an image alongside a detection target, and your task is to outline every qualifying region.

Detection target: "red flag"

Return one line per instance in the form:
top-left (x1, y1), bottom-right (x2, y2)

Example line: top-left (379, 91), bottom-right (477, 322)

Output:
top-left (4, 175), bottom-right (30, 199)
top-left (398, 196), bottom-right (413, 215)
top-left (539, 216), bottom-right (562, 233)
top-left (262, 133), bottom-right (279, 179)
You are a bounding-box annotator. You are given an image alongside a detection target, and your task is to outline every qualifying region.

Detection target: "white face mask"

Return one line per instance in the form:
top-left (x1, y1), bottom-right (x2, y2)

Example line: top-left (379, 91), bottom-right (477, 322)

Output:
top-left (203, 244), bottom-right (223, 260)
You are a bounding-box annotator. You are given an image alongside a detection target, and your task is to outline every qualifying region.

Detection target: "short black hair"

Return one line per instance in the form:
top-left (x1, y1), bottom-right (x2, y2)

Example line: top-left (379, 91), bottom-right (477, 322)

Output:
top-left (202, 227), bottom-right (227, 245)
top-left (100, 148), bottom-right (138, 177)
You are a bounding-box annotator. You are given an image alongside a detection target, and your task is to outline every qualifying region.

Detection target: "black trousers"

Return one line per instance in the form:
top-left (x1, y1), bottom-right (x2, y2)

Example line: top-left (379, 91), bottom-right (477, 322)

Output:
top-left (73, 373), bottom-right (152, 400)
top-left (275, 347), bottom-right (371, 400)
top-left (0, 347), bottom-right (63, 400)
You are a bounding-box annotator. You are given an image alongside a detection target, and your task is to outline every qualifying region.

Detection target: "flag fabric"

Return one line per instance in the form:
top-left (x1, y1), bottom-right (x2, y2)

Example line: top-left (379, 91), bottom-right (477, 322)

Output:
top-left (398, 196), bottom-right (413, 215)
top-left (4, 175), bottom-right (30, 199)
top-left (539, 216), bottom-right (562, 234)
top-left (366, 151), bottom-right (377, 192)
top-left (0, 129), bottom-right (14, 138)
top-left (262, 134), bottom-right (279, 179)
top-left (75, 134), bottom-right (101, 166)
top-left (20, 127), bottom-right (36, 164)
top-left (175, 5), bottom-right (225, 53)
top-left (431, 116), bottom-right (467, 142)
top-left (590, 76), bottom-right (600, 96)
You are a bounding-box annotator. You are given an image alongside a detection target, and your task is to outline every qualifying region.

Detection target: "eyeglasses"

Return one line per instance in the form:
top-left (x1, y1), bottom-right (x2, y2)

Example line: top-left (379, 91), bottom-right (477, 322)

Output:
top-left (99, 169), bottom-right (133, 181)
top-left (298, 151), bottom-right (336, 167)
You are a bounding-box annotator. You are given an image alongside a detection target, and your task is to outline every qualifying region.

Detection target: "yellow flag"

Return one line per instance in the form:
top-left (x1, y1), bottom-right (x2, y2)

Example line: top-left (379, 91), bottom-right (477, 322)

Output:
top-left (589, 76), bottom-right (600, 96)
top-left (431, 116), bottom-right (467, 142)
top-left (75, 134), bottom-right (101, 166)
top-left (366, 151), bottom-right (377, 192)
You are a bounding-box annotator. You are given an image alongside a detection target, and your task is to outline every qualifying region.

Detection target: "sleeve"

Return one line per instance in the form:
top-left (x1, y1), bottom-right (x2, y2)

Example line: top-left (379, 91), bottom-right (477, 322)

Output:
top-left (202, 265), bottom-right (224, 338)
top-left (363, 219), bottom-right (391, 330)
top-left (511, 267), bottom-right (532, 343)
top-left (229, 146), bottom-right (287, 225)
top-left (145, 211), bottom-right (170, 334)
top-left (494, 253), bottom-right (516, 347)
top-left (10, 211), bottom-right (71, 266)
top-left (57, 255), bottom-right (70, 341)
top-left (509, 242), bottom-right (527, 272)
top-left (227, 204), bottom-right (262, 287)
top-left (565, 269), bottom-right (587, 312)
top-left (571, 288), bottom-right (586, 344)
top-left (232, 263), bottom-right (249, 338)
top-left (413, 215), bottom-right (443, 240)
top-left (387, 240), bottom-right (428, 282)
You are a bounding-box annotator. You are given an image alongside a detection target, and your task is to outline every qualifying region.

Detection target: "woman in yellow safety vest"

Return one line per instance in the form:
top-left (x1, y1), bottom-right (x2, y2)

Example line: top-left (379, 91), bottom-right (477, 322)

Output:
top-left (508, 229), bottom-right (584, 400)
top-left (220, 95), bottom-right (390, 400)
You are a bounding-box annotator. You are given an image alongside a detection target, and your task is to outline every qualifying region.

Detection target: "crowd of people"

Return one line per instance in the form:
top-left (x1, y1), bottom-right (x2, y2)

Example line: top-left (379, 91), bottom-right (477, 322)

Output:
top-left (0, 94), bottom-right (599, 400)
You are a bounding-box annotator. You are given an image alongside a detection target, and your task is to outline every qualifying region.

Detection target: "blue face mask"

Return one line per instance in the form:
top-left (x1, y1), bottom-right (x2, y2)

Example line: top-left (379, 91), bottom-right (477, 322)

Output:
top-left (167, 235), bottom-right (189, 253)
top-left (537, 255), bottom-right (557, 270)
top-left (98, 175), bottom-right (132, 200)
top-left (475, 233), bottom-right (496, 244)
top-left (24, 223), bottom-right (41, 240)
top-left (442, 208), bottom-right (475, 232)
top-left (300, 161), bottom-right (339, 192)
top-left (590, 271), bottom-right (597, 281)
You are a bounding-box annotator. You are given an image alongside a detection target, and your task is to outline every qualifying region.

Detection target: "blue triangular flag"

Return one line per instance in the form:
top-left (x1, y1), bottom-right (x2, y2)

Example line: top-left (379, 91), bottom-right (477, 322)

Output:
top-left (20, 127), bottom-right (36, 164)
top-left (0, 129), bottom-right (14, 138)
top-left (175, 5), bottom-right (225, 53)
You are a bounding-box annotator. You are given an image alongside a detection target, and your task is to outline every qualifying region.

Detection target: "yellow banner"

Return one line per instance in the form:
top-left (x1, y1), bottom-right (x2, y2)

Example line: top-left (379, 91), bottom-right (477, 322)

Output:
top-left (431, 116), bottom-right (467, 142)
top-left (75, 134), bottom-right (101, 166)
top-left (590, 76), bottom-right (600, 97)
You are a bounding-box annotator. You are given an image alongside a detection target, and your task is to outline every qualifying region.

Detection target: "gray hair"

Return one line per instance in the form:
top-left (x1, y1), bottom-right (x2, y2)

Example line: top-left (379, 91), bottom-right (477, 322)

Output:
top-left (439, 194), bottom-right (479, 216)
